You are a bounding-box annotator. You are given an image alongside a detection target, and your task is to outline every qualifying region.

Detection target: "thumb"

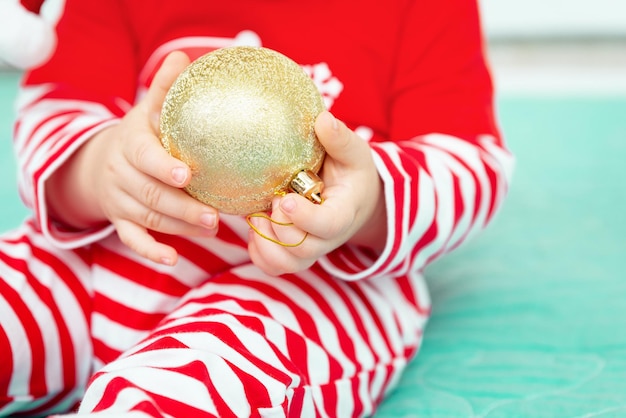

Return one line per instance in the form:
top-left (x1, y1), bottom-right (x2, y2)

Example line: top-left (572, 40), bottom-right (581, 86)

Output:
top-left (314, 111), bottom-right (369, 168)
top-left (144, 51), bottom-right (191, 126)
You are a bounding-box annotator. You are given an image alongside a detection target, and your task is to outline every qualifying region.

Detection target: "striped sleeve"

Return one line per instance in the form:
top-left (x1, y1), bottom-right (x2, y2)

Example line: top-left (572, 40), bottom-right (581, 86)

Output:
top-left (13, 0), bottom-right (137, 249)
top-left (318, 133), bottom-right (514, 281)
top-left (318, 0), bottom-right (514, 280)
top-left (13, 87), bottom-right (127, 248)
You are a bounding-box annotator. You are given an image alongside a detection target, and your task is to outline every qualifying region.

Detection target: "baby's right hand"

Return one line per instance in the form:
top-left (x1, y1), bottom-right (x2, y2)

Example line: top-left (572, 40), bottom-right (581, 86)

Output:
top-left (47, 51), bottom-right (219, 265)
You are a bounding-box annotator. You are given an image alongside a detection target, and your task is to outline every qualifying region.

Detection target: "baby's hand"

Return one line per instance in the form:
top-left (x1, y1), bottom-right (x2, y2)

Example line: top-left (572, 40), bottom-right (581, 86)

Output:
top-left (96, 52), bottom-right (221, 265)
top-left (247, 112), bottom-right (387, 276)
top-left (48, 51), bottom-right (220, 265)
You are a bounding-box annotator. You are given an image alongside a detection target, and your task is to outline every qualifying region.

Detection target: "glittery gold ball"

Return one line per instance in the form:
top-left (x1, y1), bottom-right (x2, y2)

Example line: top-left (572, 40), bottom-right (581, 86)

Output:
top-left (160, 46), bottom-right (326, 215)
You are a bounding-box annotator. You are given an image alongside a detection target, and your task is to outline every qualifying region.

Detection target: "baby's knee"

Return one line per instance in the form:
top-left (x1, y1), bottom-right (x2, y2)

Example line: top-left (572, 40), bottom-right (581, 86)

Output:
top-left (79, 333), bottom-right (305, 416)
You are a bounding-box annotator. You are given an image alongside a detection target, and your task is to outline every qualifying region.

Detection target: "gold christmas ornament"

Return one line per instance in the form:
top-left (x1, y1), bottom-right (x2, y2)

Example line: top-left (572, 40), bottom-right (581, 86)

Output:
top-left (160, 46), bottom-right (326, 215)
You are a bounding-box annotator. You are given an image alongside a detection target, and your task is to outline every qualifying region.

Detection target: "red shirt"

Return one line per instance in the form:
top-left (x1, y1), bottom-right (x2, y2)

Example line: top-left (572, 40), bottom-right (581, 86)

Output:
top-left (16, 0), bottom-right (512, 279)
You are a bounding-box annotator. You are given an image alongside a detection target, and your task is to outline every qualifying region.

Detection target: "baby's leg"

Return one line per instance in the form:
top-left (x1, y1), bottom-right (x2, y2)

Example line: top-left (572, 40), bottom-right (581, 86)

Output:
top-left (0, 221), bottom-right (93, 417)
top-left (77, 264), bottom-right (430, 417)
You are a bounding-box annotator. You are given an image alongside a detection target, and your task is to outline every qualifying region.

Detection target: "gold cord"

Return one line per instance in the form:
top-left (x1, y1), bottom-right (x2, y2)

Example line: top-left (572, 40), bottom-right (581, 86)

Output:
top-left (246, 170), bottom-right (325, 247)
top-left (246, 213), bottom-right (308, 247)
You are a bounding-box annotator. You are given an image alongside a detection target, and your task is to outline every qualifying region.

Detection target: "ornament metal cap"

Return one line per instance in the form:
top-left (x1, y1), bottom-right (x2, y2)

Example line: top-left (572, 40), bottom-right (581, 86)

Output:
top-left (289, 170), bottom-right (324, 204)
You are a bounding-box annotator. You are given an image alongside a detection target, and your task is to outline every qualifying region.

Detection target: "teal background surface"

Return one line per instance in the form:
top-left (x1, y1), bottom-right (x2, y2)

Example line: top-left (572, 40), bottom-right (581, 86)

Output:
top-left (0, 73), bottom-right (29, 224)
top-left (377, 95), bottom-right (626, 417)
top-left (1, 71), bottom-right (625, 416)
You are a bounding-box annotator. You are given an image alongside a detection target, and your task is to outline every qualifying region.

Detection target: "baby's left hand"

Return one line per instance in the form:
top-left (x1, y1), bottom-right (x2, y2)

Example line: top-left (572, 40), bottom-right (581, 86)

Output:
top-left (247, 111), bottom-right (387, 276)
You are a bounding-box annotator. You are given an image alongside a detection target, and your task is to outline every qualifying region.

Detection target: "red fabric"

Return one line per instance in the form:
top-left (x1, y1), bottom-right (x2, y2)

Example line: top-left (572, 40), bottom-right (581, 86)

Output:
top-left (20, 0), bottom-right (46, 14)
top-left (3, 1), bottom-right (515, 415)
top-left (25, 0), bottom-right (500, 142)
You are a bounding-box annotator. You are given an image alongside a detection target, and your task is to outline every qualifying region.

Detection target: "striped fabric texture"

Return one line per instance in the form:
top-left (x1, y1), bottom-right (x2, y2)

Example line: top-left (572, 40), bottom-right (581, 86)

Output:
top-left (1, 0), bottom-right (513, 416)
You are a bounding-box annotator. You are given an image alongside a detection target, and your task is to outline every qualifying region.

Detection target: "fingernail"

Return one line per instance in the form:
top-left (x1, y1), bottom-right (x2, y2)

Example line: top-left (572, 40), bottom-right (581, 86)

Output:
top-left (281, 196), bottom-right (296, 213)
top-left (172, 167), bottom-right (187, 184)
top-left (200, 212), bottom-right (217, 229)
top-left (160, 257), bottom-right (174, 266)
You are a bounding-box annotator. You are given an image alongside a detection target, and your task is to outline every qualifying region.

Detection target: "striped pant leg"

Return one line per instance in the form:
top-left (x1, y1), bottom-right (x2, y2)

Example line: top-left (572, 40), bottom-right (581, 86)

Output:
top-left (0, 222), bottom-right (94, 417)
top-left (77, 263), bottom-right (430, 417)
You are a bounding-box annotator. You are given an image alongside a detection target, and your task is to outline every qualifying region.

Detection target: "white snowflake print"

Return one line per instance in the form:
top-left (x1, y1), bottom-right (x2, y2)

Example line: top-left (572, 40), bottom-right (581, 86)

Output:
top-left (302, 62), bottom-right (344, 110)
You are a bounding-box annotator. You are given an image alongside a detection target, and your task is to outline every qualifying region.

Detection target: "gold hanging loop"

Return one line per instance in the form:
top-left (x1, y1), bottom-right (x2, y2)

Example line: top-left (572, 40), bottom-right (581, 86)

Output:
top-left (246, 170), bottom-right (324, 247)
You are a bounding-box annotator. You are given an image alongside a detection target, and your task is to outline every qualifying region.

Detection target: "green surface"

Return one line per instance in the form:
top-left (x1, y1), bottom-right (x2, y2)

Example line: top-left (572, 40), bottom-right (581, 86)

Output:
top-left (1, 71), bottom-right (626, 416)
top-left (377, 97), bottom-right (626, 416)
top-left (0, 72), bottom-right (28, 224)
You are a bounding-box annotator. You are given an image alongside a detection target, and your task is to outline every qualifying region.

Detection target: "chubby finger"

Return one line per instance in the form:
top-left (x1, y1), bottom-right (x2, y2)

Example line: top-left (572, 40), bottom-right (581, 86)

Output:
top-left (277, 193), bottom-right (352, 241)
top-left (144, 51), bottom-right (191, 120)
top-left (123, 131), bottom-right (192, 188)
top-left (127, 52), bottom-right (193, 188)
top-left (115, 219), bottom-right (179, 266)
top-left (315, 111), bottom-right (371, 168)
top-left (247, 216), bottom-right (316, 276)
top-left (118, 169), bottom-right (218, 231)
top-left (121, 194), bottom-right (217, 237)
top-left (247, 217), bottom-right (296, 276)
top-left (250, 209), bottom-right (308, 249)
top-left (125, 51), bottom-right (191, 187)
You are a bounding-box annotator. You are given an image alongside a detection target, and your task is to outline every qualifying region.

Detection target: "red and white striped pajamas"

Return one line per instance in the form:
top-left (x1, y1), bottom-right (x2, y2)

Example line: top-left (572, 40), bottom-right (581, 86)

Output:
top-left (0, 0), bottom-right (514, 416)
